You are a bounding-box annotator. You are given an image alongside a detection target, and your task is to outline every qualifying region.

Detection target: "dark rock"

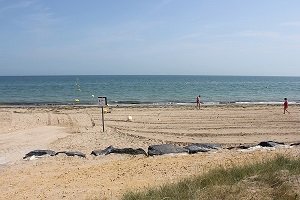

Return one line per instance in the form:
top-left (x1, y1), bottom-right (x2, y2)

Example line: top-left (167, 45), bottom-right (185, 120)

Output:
top-left (258, 141), bottom-right (284, 147)
top-left (91, 146), bottom-right (114, 156)
top-left (91, 146), bottom-right (147, 156)
top-left (227, 145), bottom-right (251, 150)
top-left (184, 143), bottom-right (221, 154)
top-left (227, 146), bottom-right (235, 150)
top-left (55, 151), bottom-right (86, 158)
top-left (112, 148), bottom-right (147, 155)
top-left (148, 144), bottom-right (188, 156)
top-left (236, 145), bottom-right (251, 149)
top-left (291, 142), bottom-right (300, 146)
top-left (184, 145), bottom-right (209, 153)
top-left (23, 150), bottom-right (56, 159)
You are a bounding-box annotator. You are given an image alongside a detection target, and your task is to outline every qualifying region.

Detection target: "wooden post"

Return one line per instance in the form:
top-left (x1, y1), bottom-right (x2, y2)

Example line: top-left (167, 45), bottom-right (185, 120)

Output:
top-left (98, 96), bottom-right (107, 132)
top-left (101, 106), bottom-right (105, 132)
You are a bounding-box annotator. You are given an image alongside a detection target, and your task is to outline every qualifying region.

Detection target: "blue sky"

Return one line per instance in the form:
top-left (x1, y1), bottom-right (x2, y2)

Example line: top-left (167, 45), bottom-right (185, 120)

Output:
top-left (0, 0), bottom-right (300, 76)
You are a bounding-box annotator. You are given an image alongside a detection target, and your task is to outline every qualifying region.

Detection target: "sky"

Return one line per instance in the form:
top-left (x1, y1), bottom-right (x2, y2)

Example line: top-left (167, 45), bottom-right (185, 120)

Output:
top-left (0, 0), bottom-right (300, 76)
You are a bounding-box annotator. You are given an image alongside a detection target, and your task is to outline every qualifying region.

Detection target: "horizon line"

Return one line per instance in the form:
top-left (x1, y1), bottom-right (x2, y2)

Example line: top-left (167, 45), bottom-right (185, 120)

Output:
top-left (0, 74), bottom-right (300, 77)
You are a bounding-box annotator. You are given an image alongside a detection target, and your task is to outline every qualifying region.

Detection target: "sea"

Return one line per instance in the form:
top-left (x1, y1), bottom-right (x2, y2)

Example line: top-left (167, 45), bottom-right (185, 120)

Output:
top-left (0, 75), bottom-right (299, 106)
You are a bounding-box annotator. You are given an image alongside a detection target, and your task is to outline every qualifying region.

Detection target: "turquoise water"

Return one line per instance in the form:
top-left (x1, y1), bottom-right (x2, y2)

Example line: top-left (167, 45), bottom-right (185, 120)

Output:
top-left (0, 75), bottom-right (299, 105)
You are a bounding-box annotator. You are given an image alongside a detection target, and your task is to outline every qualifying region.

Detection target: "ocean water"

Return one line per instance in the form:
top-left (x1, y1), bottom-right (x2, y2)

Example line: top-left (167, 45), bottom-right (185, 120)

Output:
top-left (0, 75), bottom-right (299, 105)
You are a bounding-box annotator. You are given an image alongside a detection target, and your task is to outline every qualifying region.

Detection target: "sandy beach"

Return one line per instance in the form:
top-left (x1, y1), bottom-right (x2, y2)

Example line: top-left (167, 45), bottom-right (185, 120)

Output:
top-left (0, 104), bottom-right (299, 199)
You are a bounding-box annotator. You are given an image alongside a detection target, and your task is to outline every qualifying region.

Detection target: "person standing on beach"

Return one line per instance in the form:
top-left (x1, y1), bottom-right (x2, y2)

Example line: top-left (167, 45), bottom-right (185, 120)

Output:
top-left (283, 98), bottom-right (289, 114)
top-left (196, 95), bottom-right (201, 109)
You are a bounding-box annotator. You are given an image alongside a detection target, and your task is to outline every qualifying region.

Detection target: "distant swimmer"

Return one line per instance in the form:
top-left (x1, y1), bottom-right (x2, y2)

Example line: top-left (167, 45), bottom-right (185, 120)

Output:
top-left (283, 98), bottom-right (289, 114)
top-left (196, 95), bottom-right (201, 109)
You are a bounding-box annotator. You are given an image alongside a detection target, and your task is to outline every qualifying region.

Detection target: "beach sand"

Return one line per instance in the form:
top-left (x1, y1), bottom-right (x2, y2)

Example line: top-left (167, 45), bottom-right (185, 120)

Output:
top-left (0, 104), bottom-right (299, 199)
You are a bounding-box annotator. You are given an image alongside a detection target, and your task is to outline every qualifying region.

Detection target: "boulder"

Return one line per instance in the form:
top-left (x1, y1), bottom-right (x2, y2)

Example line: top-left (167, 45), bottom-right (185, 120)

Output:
top-left (237, 145), bottom-right (251, 149)
top-left (55, 151), bottom-right (86, 158)
top-left (148, 144), bottom-right (188, 156)
top-left (91, 146), bottom-right (147, 156)
top-left (91, 146), bottom-right (114, 156)
top-left (291, 142), bottom-right (300, 146)
top-left (227, 145), bottom-right (251, 150)
top-left (23, 150), bottom-right (56, 159)
top-left (184, 143), bottom-right (221, 154)
top-left (258, 141), bottom-right (284, 147)
top-left (112, 148), bottom-right (147, 155)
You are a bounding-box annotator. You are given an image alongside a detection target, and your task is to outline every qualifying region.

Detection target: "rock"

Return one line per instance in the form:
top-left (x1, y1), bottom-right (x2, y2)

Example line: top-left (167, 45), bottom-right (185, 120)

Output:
top-left (258, 141), bottom-right (284, 147)
top-left (91, 146), bottom-right (147, 156)
top-left (29, 155), bottom-right (38, 160)
top-left (227, 146), bottom-right (235, 150)
top-left (23, 150), bottom-right (56, 159)
top-left (227, 145), bottom-right (251, 150)
top-left (291, 142), bottom-right (300, 146)
top-left (55, 151), bottom-right (86, 158)
top-left (112, 148), bottom-right (147, 155)
top-left (184, 144), bottom-right (210, 153)
top-left (91, 146), bottom-right (114, 156)
top-left (184, 143), bottom-right (221, 154)
top-left (237, 145), bottom-right (251, 149)
top-left (148, 144), bottom-right (188, 156)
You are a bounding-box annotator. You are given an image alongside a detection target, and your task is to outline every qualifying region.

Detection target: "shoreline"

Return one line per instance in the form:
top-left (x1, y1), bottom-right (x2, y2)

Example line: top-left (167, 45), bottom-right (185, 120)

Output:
top-left (0, 101), bottom-right (299, 108)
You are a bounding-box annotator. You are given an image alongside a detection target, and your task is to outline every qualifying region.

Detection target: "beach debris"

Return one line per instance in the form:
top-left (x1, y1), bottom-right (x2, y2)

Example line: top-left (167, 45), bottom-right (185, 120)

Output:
top-left (148, 144), bottom-right (188, 156)
top-left (74, 99), bottom-right (80, 102)
top-left (91, 146), bottom-right (147, 156)
top-left (127, 116), bottom-right (133, 122)
top-left (258, 141), bottom-right (284, 147)
top-left (23, 150), bottom-right (56, 159)
top-left (103, 106), bottom-right (111, 113)
top-left (184, 143), bottom-right (221, 154)
top-left (55, 151), bottom-right (86, 158)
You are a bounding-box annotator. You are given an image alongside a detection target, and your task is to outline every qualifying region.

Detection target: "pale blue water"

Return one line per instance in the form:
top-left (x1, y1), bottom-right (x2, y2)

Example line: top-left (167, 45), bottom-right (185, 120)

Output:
top-left (0, 75), bottom-right (299, 105)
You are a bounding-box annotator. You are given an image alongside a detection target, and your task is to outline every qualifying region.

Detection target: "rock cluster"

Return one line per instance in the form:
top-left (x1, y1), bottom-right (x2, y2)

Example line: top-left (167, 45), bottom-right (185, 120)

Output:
top-left (23, 140), bottom-right (299, 160)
